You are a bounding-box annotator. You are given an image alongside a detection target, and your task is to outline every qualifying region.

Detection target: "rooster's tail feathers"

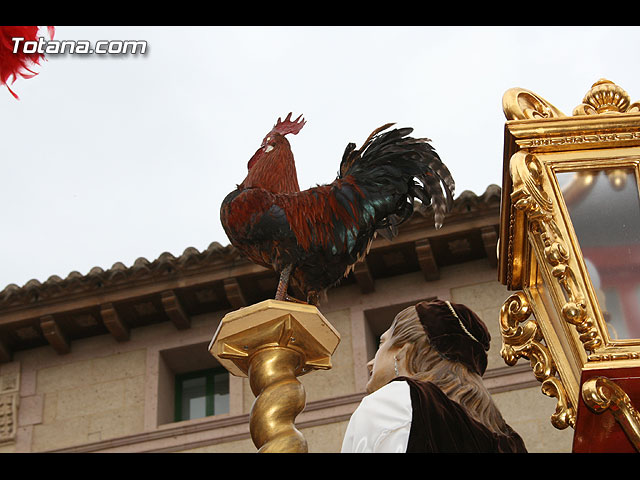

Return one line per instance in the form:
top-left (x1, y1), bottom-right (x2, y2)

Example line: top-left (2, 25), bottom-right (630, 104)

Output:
top-left (342, 124), bottom-right (455, 233)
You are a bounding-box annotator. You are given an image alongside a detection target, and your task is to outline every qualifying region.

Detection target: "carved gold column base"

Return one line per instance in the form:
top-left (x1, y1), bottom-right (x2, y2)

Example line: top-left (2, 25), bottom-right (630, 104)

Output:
top-left (208, 299), bottom-right (340, 453)
top-left (582, 376), bottom-right (640, 452)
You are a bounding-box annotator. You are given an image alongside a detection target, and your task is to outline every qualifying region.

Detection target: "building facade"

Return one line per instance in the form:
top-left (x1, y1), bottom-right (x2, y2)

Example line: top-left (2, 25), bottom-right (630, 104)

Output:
top-left (0, 185), bottom-right (574, 452)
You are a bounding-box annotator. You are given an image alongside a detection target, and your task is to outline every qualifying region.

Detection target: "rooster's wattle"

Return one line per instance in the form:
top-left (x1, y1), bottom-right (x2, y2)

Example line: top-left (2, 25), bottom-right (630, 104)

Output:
top-left (220, 114), bottom-right (455, 305)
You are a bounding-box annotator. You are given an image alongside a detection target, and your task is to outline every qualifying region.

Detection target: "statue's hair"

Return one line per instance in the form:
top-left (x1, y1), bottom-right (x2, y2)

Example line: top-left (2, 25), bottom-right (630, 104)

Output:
top-left (388, 305), bottom-right (511, 436)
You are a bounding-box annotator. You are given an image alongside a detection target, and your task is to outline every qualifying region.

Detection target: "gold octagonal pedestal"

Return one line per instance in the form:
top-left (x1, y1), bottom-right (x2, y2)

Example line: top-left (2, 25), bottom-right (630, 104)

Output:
top-left (209, 299), bottom-right (340, 452)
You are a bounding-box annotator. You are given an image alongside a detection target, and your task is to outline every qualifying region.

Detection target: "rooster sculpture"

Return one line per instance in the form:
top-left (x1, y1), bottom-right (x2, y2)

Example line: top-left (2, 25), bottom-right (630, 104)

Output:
top-left (220, 113), bottom-right (455, 305)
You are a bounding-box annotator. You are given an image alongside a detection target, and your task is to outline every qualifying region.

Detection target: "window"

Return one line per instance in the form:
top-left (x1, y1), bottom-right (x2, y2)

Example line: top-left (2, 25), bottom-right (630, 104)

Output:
top-left (156, 341), bottom-right (237, 426)
top-left (174, 367), bottom-right (229, 421)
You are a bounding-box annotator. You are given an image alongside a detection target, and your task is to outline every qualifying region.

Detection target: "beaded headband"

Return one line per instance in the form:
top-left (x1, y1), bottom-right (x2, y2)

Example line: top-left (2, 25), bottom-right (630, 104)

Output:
top-left (445, 301), bottom-right (481, 345)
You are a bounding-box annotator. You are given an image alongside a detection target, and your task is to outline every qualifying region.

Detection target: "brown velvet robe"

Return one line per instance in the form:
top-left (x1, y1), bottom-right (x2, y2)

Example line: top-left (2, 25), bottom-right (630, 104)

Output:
top-left (396, 377), bottom-right (528, 453)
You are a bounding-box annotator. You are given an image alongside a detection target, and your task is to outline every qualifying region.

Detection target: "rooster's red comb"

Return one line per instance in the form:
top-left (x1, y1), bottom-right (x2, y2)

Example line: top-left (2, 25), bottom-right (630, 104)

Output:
top-left (270, 113), bottom-right (306, 136)
top-left (0, 26), bottom-right (55, 99)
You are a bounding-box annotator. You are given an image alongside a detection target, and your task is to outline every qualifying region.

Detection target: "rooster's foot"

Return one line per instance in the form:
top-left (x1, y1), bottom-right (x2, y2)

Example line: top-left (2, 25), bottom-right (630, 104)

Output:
top-left (283, 294), bottom-right (308, 304)
top-left (275, 265), bottom-right (293, 301)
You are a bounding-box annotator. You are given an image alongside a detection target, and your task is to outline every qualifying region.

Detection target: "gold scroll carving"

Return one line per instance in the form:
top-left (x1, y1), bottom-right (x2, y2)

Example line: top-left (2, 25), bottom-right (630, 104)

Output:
top-left (500, 291), bottom-right (575, 429)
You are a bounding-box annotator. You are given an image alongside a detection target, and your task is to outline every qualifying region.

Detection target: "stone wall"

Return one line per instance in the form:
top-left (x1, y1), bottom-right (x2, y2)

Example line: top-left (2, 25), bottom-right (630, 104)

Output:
top-left (1, 258), bottom-right (575, 453)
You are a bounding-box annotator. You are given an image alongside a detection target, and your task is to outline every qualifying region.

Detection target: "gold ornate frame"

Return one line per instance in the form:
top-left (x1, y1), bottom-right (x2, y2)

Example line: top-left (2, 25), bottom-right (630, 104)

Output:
top-left (499, 80), bottom-right (640, 448)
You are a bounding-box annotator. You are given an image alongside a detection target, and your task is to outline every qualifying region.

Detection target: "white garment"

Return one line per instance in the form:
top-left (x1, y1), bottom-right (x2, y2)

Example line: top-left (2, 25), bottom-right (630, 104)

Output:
top-left (341, 380), bottom-right (412, 453)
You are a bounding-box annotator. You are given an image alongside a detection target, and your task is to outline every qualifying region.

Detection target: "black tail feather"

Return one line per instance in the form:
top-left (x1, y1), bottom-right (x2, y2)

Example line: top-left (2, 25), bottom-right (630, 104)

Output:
top-left (341, 124), bottom-right (455, 235)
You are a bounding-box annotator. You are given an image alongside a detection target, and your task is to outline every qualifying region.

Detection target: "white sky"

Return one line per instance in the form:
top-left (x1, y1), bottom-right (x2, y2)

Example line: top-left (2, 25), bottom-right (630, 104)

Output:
top-left (1, 25), bottom-right (639, 290)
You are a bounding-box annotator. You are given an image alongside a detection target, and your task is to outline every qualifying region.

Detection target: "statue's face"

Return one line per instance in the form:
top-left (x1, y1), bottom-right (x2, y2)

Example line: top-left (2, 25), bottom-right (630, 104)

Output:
top-left (365, 327), bottom-right (402, 394)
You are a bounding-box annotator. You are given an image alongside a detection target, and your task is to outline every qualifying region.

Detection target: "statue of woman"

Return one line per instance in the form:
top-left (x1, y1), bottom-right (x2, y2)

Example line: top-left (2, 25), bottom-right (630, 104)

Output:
top-left (341, 299), bottom-right (528, 453)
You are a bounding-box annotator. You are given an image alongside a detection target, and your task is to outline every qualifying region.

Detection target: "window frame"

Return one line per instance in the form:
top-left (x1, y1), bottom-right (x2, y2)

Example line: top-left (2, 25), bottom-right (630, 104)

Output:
top-left (174, 366), bottom-right (229, 422)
